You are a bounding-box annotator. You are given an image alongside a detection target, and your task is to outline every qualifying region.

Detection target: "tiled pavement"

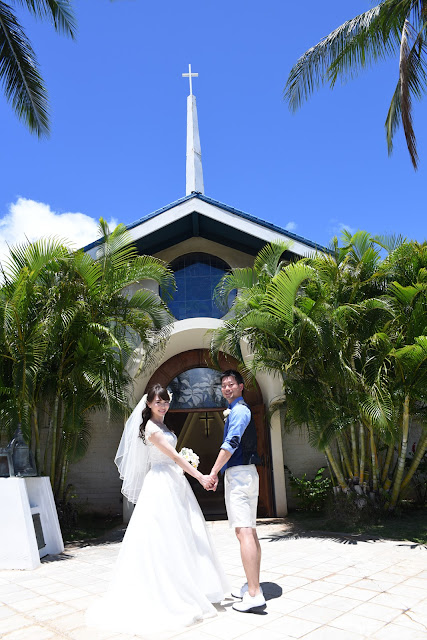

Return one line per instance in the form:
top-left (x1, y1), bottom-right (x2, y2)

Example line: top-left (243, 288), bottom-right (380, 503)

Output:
top-left (0, 519), bottom-right (426, 640)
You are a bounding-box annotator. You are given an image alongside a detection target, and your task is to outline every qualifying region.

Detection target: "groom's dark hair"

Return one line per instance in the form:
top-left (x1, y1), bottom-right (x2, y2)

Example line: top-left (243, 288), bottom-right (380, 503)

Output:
top-left (220, 369), bottom-right (244, 387)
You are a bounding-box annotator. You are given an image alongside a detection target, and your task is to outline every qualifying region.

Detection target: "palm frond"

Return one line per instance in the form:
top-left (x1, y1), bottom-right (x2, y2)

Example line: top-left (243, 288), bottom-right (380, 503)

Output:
top-left (385, 77), bottom-right (402, 156)
top-left (3, 237), bottom-right (70, 282)
top-left (388, 281), bottom-right (423, 305)
top-left (214, 268), bottom-right (256, 307)
top-left (209, 319), bottom-right (246, 365)
top-left (96, 220), bottom-right (138, 273)
top-left (263, 263), bottom-right (315, 328)
top-left (0, 2), bottom-right (49, 136)
top-left (111, 255), bottom-right (175, 297)
top-left (253, 240), bottom-right (292, 277)
top-left (385, 14), bottom-right (427, 164)
top-left (16, 0), bottom-right (76, 36)
top-left (284, 2), bottom-right (398, 111)
top-left (399, 18), bottom-right (419, 168)
top-left (372, 233), bottom-right (407, 253)
top-left (126, 289), bottom-right (174, 330)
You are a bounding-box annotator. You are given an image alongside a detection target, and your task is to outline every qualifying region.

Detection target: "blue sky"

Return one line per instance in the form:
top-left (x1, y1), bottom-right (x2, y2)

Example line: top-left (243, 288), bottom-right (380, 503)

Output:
top-left (0, 0), bottom-right (425, 258)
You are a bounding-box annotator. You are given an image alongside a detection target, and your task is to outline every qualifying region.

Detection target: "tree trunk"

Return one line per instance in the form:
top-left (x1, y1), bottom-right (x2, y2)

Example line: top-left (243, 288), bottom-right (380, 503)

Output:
top-left (325, 444), bottom-right (348, 491)
top-left (399, 429), bottom-right (427, 493)
top-left (381, 443), bottom-right (395, 484)
top-left (337, 433), bottom-right (353, 478)
top-left (350, 423), bottom-right (358, 477)
top-left (390, 394), bottom-right (410, 509)
top-left (359, 423), bottom-right (366, 483)
top-left (50, 394), bottom-right (60, 487)
top-left (368, 427), bottom-right (379, 491)
top-left (32, 409), bottom-right (41, 474)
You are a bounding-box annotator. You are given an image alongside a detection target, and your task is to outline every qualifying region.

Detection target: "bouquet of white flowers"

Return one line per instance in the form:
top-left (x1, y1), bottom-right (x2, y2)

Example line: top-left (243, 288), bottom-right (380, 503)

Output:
top-left (179, 447), bottom-right (200, 468)
top-left (223, 408), bottom-right (231, 421)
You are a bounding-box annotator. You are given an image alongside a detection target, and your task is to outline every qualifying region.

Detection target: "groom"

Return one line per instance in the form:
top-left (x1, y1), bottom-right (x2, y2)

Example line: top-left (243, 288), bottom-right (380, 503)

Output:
top-left (208, 370), bottom-right (265, 612)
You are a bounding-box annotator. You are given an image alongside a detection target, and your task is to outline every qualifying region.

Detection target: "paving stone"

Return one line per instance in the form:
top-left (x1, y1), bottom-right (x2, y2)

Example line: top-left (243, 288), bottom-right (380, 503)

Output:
top-left (333, 585), bottom-right (379, 602)
top-left (303, 580), bottom-right (342, 595)
top-left (28, 602), bottom-right (76, 622)
top-left (351, 601), bottom-right (401, 623)
top-left (311, 593), bottom-right (361, 613)
top-left (302, 627), bottom-right (365, 640)
top-left (390, 611), bottom-right (427, 631)
top-left (10, 595), bottom-right (52, 613)
top-left (0, 605), bottom-right (17, 620)
top-left (2, 626), bottom-right (57, 640)
top-left (264, 613), bottom-right (321, 637)
top-left (68, 626), bottom-right (116, 639)
top-left (49, 610), bottom-right (86, 632)
top-left (388, 584), bottom-right (427, 601)
top-left (373, 622), bottom-right (427, 640)
top-left (284, 588), bottom-right (324, 604)
top-left (329, 611), bottom-right (386, 635)
top-left (0, 614), bottom-right (33, 634)
top-left (289, 603), bottom-right (342, 625)
top-left (0, 589), bottom-right (37, 605)
top-left (193, 615), bottom-right (255, 639)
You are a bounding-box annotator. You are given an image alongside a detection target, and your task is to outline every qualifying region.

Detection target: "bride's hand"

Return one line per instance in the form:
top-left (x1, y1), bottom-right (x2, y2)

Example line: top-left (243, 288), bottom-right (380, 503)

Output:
top-left (199, 475), bottom-right (214, 490)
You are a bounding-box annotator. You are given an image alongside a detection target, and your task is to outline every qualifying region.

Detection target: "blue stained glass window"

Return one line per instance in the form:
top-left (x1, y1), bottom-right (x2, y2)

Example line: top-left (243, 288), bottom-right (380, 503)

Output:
top-left (168, 368), bottom-right (227, 409)
top-left (165, 253), bottom-right (235, 320)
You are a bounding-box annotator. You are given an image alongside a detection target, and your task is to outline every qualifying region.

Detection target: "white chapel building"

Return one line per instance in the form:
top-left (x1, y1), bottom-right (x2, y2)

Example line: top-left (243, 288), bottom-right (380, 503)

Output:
top-left (69, 67), bottom-right (327, 519)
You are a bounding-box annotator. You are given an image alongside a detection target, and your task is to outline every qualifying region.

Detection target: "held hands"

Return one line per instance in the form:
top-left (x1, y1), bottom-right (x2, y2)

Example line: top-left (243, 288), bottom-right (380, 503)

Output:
top-left (206, 473), bottom-right (218, 492)
top-left (198, 474), bottom-right (218, 491)
top-left (199, 475), bottom-right (214, 490)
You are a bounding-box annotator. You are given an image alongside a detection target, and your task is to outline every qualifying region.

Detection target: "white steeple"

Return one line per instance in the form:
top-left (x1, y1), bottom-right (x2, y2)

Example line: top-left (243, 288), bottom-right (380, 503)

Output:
top-left (182, 64), bottom-right (204, 195)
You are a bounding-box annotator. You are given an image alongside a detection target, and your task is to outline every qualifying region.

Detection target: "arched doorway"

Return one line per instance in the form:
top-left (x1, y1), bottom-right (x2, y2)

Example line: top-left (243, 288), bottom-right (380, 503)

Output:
top-left (146, 349), bottom-right (274, 518)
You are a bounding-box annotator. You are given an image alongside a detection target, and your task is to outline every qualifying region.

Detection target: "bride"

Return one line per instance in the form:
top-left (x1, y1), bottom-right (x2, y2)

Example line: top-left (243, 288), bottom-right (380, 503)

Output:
top-left (86, 383), bottom-right (229, 636)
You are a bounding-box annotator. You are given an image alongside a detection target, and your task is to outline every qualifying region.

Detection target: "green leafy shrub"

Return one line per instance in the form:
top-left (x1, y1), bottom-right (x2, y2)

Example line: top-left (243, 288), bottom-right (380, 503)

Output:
top-left (287, 467), bottom-right (332, 511)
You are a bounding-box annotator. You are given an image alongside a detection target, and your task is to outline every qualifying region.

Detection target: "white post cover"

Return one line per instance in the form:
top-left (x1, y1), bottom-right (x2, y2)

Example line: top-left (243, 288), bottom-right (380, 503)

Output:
top-left (0, 477), bottom-right (64, 570)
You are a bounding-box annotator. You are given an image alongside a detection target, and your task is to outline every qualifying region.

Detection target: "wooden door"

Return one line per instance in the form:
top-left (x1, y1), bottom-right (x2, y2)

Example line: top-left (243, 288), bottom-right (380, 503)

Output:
top-left (251, 404), bottom-right (274, 517)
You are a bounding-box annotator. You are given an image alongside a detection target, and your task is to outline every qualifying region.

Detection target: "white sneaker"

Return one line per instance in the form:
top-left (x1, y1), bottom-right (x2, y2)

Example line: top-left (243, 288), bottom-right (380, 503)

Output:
top-left (232, 590), bottom-right (266, 612)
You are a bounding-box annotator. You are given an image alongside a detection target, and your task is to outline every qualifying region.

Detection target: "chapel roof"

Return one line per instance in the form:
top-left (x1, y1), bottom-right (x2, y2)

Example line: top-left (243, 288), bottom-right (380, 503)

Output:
top-left (84, 192), bottom-right (327, 258)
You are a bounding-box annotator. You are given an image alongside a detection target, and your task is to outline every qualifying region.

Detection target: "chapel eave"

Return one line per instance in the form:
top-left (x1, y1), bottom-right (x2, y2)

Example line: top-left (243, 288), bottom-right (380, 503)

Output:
top-left (83, 193), bottom-right (327, 258)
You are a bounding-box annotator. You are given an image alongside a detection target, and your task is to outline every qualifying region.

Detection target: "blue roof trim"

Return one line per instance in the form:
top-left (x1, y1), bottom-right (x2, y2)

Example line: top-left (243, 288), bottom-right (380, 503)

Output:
top-left (194, 194), bottom-right (327, 252)
top-left (82, 194), bottom-right (196, 251)
top-left (83, 192), bottom-right (327, 253)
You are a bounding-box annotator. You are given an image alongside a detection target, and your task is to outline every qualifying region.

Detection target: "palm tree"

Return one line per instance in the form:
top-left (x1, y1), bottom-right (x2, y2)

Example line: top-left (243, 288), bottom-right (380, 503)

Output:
top-left (0, 220), bottom-right (175, 498)
top-left (211, 235), bottom-right (427, 510)
top-left (0, 1), bottom-right (76, 136)
top-left (285, 1), bottom-right (427, 169)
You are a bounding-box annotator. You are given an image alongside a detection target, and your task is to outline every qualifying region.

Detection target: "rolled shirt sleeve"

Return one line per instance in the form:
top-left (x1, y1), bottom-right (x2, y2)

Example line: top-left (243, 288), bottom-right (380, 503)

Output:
top-left (221, 403), bottom-right (251, 456)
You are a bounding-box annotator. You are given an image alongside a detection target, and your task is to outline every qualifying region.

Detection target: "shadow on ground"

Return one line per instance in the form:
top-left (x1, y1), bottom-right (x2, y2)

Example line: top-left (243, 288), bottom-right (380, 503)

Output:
top-left (257, 517), bottom-right (383, 545)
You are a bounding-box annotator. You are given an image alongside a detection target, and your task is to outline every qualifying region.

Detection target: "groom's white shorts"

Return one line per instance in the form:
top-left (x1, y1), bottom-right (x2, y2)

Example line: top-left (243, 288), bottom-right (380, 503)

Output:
top-left (224, 464), bottom-right (259, 529)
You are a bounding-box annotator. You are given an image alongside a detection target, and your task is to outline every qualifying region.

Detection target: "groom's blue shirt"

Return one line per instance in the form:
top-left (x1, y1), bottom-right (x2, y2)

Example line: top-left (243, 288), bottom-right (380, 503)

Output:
top-left (220, 396), bottom-right (251, 472)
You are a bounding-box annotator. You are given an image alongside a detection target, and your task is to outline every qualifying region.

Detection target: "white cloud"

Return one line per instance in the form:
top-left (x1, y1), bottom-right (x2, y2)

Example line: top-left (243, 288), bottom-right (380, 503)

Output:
top-left (0, 198), bottom-right (117, 261)
top-left (285, 221), bottom-right (297, 232)
top-left (329, 220), bottom-right (356, 238)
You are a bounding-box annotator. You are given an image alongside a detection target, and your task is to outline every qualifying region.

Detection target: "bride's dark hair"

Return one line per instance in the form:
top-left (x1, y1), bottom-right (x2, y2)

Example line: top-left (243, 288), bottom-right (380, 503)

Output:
top-left (139, 384), bottom-right (171, 442)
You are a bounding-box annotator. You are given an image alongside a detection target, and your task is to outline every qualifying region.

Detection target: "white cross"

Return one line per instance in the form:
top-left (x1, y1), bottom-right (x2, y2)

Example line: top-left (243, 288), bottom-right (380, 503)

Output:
top-left (182, 64), bottom-right (198, 96)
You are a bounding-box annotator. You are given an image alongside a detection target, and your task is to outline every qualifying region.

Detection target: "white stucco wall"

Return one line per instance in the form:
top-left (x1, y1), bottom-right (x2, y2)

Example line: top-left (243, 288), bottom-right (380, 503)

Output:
top-left (67, 413), bottom-right (124, 515)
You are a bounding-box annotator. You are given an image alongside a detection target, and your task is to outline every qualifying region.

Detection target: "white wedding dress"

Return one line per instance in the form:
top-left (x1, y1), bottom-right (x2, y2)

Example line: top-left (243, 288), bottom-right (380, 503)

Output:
top-left (86, 420), bottom-right (229, 637)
